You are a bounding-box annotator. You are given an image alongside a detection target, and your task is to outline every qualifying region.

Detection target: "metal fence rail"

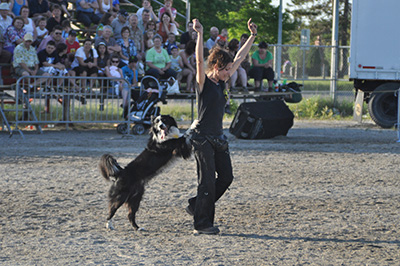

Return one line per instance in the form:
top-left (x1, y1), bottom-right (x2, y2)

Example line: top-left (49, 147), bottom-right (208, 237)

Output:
top-left (1, 43), bottom-right (398, 142)
top-left (9, 76), bottom-right (132, 137)
top-left (267, 44), bottom-right (353, 101)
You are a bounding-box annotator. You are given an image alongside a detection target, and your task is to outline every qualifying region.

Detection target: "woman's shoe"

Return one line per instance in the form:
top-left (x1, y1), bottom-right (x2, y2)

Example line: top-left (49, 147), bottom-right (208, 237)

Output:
top-left (193, 226), bottom-right (220, 235)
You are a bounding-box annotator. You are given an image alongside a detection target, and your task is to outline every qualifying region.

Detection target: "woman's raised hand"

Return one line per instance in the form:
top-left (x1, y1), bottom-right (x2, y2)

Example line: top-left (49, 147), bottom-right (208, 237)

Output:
top-left (247, 18), bottom-right (258, 35)
top-left (192, 19), bottom-right (203, 34)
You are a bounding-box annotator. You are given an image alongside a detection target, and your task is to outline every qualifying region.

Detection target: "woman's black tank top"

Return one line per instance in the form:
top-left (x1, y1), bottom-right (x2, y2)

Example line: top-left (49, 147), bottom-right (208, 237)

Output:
top-left (195, 75), bottom-right (226, 136)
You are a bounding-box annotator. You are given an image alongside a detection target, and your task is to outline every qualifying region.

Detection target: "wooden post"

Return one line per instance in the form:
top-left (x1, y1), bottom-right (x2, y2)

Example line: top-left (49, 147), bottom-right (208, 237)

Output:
top-left (353, 89), bottom-right (364, 123)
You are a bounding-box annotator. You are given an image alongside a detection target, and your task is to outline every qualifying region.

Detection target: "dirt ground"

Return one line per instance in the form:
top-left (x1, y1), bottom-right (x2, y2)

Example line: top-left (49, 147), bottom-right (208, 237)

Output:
top-left (1, 119), bottom-right (399, 265)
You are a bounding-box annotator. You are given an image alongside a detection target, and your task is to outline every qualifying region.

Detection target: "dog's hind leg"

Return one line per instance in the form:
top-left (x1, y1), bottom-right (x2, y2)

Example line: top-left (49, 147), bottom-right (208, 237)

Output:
top-left (106, 195), bottom-right (127, 230)
top-left (126, 185), bottom-right (145, 231)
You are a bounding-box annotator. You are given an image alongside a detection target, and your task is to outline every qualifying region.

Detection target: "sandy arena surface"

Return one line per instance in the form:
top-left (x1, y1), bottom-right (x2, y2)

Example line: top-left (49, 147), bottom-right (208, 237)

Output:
top-left (1, 120), bottom-right (400, 265)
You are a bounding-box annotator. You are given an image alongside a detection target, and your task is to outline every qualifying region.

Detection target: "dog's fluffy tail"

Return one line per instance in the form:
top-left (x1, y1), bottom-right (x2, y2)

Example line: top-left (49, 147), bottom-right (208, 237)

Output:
top-left (99, 154), bottom-right (123, 181)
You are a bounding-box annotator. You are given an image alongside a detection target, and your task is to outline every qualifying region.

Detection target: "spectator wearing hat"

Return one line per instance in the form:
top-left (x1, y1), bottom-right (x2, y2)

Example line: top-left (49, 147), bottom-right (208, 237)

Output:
top-left (111, 9), bottom-right (129, 39)
top-left (46, 4), bottom-right (66, 33)
top-left (13, 33), bottom-right (51, 89)
top-left (94, 25), bottom-right (121, 55)
top-left (112, 0), bottom-right (119, 12)
top-left (65, 30), bottom-right (80, 54)
top-left (4, 16), bottom-right (26, 54)
top-left (0, 3), bottom-right (12, 33)
top-left (249, 41), bottom-right (275, 91)
top-left (37, 25), bottom-right (65, 52)
top-left (76, 0), bottom-right (101, 30)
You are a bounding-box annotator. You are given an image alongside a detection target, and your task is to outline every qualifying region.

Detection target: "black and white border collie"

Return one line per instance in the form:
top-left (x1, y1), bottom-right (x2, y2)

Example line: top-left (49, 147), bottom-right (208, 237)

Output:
top-left (99, 115), bottom-right (195, 231)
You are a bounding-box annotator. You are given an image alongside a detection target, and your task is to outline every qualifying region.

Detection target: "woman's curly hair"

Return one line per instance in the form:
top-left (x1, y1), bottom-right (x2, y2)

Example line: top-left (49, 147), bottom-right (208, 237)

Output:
top-left (206, 46), bottom-right (233, 73)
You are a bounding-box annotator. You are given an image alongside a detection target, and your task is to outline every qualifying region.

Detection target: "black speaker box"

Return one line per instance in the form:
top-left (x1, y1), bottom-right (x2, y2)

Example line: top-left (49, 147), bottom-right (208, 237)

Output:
top-left (229, 100), bottom-right (294, 139)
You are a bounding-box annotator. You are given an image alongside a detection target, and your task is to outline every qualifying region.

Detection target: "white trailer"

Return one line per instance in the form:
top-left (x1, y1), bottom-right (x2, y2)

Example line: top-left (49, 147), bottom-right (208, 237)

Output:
top-left (349, 0), bottom-right (399, 128)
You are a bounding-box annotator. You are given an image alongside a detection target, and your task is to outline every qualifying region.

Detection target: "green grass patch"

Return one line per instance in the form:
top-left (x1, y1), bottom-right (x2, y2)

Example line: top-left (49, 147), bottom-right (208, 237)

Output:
top-left (298, 80), bottom-right (353, 92)
top-left (2, 96), bottom-right (364, 128)
top-left (287, 96), bottom-right (366, 119)
top-left (161, 96), bottom-right (361, 121)
top-left (161, 103), bottom-right (196, 121)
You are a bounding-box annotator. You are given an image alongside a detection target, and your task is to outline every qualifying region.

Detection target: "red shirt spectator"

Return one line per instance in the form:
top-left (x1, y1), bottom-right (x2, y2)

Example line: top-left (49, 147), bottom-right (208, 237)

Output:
top-left (65, 30), bottom-right (80, 53)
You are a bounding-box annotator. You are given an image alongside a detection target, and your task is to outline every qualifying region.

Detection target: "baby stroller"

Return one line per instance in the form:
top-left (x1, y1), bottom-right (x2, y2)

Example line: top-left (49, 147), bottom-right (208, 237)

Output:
top-left (116, 75), bottom-right (169, 135)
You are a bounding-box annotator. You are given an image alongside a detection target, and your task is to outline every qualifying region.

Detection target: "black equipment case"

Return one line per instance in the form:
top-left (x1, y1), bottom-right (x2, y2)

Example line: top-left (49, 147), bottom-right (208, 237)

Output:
top-left (229, 100), bottom-right (294, 139)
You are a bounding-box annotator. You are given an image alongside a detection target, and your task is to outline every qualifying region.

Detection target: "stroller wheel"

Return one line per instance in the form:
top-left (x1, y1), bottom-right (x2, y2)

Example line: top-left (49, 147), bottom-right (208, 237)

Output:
top-left (116, 123), bottom-right (129, 134)
top-left (132, 124), bottom-right (146, 135)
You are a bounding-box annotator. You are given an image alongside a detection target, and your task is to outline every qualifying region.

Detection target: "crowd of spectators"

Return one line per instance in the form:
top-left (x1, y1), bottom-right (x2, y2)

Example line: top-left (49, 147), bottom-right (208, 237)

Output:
top-left (0, 0), bottom-right (274, 97)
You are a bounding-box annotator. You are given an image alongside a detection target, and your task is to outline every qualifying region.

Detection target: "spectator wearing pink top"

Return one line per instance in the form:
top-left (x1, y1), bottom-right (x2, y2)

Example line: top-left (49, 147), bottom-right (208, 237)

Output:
top-left (158, 0), bottom-right (178, 28)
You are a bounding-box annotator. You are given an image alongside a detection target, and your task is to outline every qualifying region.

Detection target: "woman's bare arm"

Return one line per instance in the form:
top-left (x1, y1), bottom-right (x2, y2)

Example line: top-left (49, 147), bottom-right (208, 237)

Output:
top-left (193, 19), bottom-right (204, 92)
top-left (228, 18), bottom-right (258, 78)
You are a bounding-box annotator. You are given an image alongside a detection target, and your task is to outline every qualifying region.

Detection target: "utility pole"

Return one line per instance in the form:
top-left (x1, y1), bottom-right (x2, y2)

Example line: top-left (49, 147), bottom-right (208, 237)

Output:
top-left (330, 0), bottom-right (339, 103)
top-left (276, 0), bottom-right (283, 82)
top-left (185, 0), bottom-right (190, 26)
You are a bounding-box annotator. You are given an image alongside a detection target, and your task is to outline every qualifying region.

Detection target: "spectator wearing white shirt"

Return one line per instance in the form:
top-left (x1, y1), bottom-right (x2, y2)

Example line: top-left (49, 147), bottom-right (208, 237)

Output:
top-left (70, 38), bottom-right (99, 89)
top-left (0, 3), bottom-right (12, 34)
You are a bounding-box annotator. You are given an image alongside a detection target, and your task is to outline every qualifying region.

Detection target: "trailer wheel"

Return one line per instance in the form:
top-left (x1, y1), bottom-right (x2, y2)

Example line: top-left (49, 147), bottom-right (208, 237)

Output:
top-left (368, 83), bottom-right (398, 128)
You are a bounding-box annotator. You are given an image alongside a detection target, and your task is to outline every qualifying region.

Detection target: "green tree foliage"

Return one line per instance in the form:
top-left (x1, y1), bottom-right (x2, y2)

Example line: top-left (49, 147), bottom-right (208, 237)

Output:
top-left (218, 0), bottom-right (297, 43)
top-left (288, 0), bottom-right (351, 45)
top-left (189, 0), bottom-right (246, 39)
top-left (133, 0), bottom-right (297, 43)
top-left (288, 0), bottom-right (350, 78)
